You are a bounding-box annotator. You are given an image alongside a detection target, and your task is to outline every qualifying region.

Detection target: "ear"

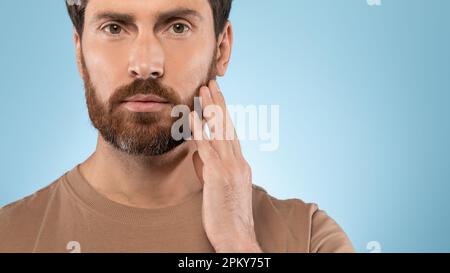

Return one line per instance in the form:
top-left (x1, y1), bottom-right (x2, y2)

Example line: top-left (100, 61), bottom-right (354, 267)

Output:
top-left (74, 28), bottom-right (86, 80)
top-left (215, 21), bottom-right (233, 77)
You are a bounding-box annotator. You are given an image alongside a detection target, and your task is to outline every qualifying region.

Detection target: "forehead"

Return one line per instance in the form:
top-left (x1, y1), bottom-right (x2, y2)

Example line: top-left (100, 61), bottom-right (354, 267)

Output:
top-left (85, 0), bottom-right (213, 23)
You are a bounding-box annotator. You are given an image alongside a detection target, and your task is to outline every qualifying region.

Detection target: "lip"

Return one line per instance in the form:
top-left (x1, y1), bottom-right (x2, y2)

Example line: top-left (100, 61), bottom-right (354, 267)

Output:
top-left (122, 94), bottom-right (169, 112)
top-left (124, 94), bottom-right (169, 103)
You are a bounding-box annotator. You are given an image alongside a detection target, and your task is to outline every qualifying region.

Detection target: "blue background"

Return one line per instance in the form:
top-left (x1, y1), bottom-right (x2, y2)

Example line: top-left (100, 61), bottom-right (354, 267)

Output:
top-left (1, 0), bottom-right (449, 252)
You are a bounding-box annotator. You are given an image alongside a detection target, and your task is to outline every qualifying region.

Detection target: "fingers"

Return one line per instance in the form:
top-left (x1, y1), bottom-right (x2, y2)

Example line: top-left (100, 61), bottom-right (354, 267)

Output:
top-left (189, 110), bottom-right (219, 164)
top-left (207, 80), bottom-right (243, 159)
top-left (199, 85), bottom-right (234, 159)
top-left (189, 80), bottom-right (244, 162)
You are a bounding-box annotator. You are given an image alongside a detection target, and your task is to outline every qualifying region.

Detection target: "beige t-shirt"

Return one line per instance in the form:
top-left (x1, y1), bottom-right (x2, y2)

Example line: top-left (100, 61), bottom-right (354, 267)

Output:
top-left (0, 164), bottom-right (354, 253)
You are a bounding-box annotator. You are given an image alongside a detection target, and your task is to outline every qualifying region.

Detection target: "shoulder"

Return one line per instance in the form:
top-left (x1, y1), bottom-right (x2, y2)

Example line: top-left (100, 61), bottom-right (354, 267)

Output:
top-left (0, 177), bottom-right (63, 252)
top-left (251, 183), bottom-right (318, 222)
top-left (251, 184), bottom-right (355, 253)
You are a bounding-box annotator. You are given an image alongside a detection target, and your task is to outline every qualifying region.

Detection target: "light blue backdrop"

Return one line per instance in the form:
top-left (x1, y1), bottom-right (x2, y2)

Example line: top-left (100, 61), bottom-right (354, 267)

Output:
top-left (1, 0), bottom-right (449, 252)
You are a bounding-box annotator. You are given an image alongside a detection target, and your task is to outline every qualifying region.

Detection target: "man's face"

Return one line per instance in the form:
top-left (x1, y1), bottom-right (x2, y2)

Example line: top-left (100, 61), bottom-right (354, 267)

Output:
top-left (79, 0), bottom-right (217, 156)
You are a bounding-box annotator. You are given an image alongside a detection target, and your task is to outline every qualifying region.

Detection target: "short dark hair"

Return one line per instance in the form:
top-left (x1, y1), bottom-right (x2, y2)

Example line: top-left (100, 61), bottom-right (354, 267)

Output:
top-left (65, 0), bottom-right (233, 38)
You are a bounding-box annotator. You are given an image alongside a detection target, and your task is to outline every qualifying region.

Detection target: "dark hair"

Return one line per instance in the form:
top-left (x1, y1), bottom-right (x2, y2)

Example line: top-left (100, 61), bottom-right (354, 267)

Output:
top-left (65, 0), bottom-right (233, 38)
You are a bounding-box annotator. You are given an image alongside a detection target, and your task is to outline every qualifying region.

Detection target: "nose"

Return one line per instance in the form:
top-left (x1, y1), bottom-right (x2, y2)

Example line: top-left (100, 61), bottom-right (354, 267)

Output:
top-left (128, 33), bottom-right (164, 80)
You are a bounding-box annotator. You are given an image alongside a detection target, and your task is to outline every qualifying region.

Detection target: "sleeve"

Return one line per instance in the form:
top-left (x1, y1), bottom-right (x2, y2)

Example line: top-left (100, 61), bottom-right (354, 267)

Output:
top-left (309, 208), bottom-right (355, 253)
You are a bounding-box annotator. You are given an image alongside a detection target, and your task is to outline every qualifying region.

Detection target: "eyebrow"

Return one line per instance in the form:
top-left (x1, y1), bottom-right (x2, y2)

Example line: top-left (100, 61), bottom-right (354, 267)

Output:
top-left (156, 8), bottom-right (203, 23)
top-left (93, 12), bottom-right (135, 25)
top-left (92, 8), bottom-right (203, 25)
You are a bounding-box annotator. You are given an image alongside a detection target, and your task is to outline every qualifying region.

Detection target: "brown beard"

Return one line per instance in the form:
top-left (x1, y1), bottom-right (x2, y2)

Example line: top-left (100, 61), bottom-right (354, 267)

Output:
top-left (81, 50), bottom-right (216, 156)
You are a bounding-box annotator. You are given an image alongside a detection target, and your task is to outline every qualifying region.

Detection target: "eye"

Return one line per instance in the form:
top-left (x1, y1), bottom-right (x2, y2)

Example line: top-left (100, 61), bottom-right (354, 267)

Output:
top-left (170, 23), bottom-right (190, 35)
top-left (102, 23), bottom-right (123, 35)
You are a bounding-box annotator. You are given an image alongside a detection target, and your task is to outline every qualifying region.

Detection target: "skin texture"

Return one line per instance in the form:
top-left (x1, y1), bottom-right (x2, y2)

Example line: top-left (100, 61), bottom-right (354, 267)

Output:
top-left (76, 0), bottom-right (262, 252)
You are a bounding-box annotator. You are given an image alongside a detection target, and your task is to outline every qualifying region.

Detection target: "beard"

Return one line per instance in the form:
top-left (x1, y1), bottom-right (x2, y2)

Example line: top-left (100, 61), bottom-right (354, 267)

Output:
top-left (81, 51), bottom-right (216, 156)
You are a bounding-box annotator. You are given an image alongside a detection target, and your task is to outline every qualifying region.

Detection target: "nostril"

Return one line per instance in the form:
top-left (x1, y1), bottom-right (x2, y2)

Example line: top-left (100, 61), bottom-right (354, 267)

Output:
top-left (129, 69), bottom-right (139, 78)
top-left (128, 66), bottom-right (163, 80)
top-left (150, 71), bottom-right (162, 79)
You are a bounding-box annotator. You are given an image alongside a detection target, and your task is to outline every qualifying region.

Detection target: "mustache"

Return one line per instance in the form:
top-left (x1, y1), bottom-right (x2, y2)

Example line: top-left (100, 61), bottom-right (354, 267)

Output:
top-left (108, 78), bottom-right (181, 112)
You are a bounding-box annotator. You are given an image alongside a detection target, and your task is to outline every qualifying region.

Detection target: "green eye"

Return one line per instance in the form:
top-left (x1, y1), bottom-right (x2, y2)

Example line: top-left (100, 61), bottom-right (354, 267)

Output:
top-left (172, 23), bottom-right (189, 34)
top-left (105, 24), bottom-right (122, 35)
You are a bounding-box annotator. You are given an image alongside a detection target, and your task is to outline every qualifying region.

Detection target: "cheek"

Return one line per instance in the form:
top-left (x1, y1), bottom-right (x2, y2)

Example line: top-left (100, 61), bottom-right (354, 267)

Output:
top-left (164, 44), bottom-right (214, 101)
top-left (82, 41), bottom-right (130, 103)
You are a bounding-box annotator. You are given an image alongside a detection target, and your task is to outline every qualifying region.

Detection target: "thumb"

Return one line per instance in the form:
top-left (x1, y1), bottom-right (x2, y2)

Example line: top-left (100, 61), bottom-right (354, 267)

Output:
top-left (192, 151), bottom-right (204, 186)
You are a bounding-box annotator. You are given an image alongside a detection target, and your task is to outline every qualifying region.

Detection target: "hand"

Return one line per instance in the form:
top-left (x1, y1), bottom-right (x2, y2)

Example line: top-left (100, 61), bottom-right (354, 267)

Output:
top-left (188, 80), bottom-right (263, 253)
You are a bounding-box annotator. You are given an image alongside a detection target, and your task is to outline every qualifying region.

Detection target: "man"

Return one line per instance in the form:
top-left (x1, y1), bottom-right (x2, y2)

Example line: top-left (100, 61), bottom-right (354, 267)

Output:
top-left (0, 0), bottom-right (354, 253)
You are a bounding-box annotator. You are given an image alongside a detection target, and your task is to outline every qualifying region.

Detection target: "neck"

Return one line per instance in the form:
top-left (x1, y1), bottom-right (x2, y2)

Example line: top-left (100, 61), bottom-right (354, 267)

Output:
top-left (79, 134), bottom-right (203, 209)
